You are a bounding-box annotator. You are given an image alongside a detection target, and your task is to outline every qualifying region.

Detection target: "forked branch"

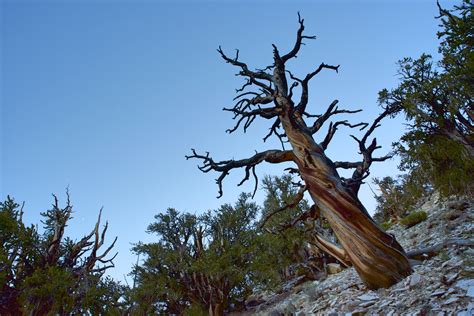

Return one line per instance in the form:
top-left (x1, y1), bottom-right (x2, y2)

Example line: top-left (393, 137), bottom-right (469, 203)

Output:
top-left (287, 65), bottom-right (340, 114)
top-left (309, 100), bottom-right (363, 134)
top-left (223, 95), bottom-right (278, 133)
top-left (217, 46), bottom-right (274, 93)
top-left (320, 120), bottom-right (368, 150)
top-left (344, 105), bottom-right (399, 195)
top-left (281, 12), bottom-right (317, 63)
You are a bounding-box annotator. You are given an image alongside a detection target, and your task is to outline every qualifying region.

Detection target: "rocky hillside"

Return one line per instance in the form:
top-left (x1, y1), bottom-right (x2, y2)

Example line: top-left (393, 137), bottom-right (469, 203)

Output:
top-left (239, 195), bottom-right (474, 315)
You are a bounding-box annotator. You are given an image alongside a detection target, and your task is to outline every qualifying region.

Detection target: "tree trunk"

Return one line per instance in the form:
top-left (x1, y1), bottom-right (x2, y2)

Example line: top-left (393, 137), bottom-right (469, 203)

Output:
top-left (281, 115), bottom-right (413, 289)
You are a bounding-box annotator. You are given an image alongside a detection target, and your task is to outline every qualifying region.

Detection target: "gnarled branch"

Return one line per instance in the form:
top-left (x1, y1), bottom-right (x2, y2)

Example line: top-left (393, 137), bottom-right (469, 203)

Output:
top-left (224, 103), bottom-right (278, 134)
top-left (218, 46), bottom-right (274, 93)
top-left (345, 105), bottom-right (399, 195)
top-left (186, 149), bottom-right (295, 198)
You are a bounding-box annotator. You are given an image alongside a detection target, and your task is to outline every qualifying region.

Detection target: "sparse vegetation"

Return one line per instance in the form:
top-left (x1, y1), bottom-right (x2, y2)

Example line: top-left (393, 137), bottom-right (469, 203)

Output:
top-left (380, 221), bottom-right (393, 231)
top-left (400, 211), bottom-right (428, 228)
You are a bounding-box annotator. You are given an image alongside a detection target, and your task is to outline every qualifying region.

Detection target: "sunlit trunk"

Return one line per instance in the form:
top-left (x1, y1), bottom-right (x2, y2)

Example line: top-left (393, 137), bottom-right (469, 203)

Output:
top-left (282, 116), bottom-right (413, 289)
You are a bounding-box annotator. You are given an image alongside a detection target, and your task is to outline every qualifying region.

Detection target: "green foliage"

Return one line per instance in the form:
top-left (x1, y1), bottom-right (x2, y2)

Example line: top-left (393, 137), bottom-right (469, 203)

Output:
top-left (0, 195), bottom-right (123, 315)
top-left (400, 211), bottom-right (428, 228)
top-left (256, 175), bottom-right (331, 284)
top-left (256, 176), bottom-right (309, 282)
top-left (379, 0), bottom-right (474, 197)
top-left (131, 193), bottom-right (260, 314)
top-left (183, 304), bottom-right (208, 316)
top-left (380, 221), bottom-right (393, 231)
top-left (20, 265), bottom-right (75, 314)
top-left (0, 197), bottom-right (40, 314)
top-left (372, 174), bottom-right (431, 223)
top-left (131, 175), bottom-right (334, 314)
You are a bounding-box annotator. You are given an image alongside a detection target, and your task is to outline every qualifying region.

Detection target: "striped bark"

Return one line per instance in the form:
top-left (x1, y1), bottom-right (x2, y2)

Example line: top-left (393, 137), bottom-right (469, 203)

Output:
top-left (281, 114), bottom-right (412, 289)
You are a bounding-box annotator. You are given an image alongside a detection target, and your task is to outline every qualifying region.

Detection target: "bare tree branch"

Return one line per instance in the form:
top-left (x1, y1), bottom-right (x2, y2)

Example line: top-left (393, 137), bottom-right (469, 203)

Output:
top-left (346, 106), bottom-right (399, 195)
top-left (281, 12), bottom-right (316, 63)
top-left (186, 149), bottom-right (295, 198)
top-left (288, 65), bottom-right (340, 114)
top-left (217, 46), bottom-right (274, 93)
top-left (333, 160), bottom-right (362, 169)
top-left (278, 203), bottom-right (321, 231)
top-left (263, 118), bottom-right (287, 149)
top-left (309, 100), bottom-right (362, 134)
top-left (320, 120), bottom-right (368, 150)
top-left (407, 238), bottom-right (474, 260)
top-left (224, 105), bottom-right (278, 133)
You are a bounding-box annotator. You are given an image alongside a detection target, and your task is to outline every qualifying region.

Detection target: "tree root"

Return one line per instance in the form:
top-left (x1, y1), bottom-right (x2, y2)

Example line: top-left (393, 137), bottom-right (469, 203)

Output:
top-left (406, 238), bottom-right (474, 261)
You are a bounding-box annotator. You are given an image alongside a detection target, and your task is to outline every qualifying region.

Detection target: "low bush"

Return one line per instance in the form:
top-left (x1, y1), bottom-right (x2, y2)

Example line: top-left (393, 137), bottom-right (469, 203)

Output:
top-left (400, 211), bottom-right (428, 228)
top-left (380, 221), bottom-right (393, 231)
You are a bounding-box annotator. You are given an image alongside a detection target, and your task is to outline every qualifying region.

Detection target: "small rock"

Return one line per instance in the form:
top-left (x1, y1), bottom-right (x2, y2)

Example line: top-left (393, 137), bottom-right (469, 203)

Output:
top-left (410, 273), bottom-right (422, 287)
top-left (446, 287), bottom-right (456, 294)
top-left (379, 300), bottom-right (392, 308)
top-left (358, 293), bottom-right (379, 301)
top-left (312, 302), bottom-right (329, 313)
top-left (442, 297), bottom-right (459, 305)
top-left (467, 286), bottom-right (474, 298)
top-left (392, 286), bottom-right (409, 293)
top-left (430, 289), bottom-right (446, 297)
top-left (446, 272), bottom-right (459, 284)
top-left (441, 260), bottom-right (451, 268)
top-left (454, 278), bottom-right (474, 291)
top-left (327, 263), bottom-right (343, 274)
top-left (359, 300), bottom-right (376, 308)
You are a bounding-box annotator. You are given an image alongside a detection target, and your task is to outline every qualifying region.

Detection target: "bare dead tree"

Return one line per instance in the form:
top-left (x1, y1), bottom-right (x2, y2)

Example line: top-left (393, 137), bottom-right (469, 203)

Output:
top-left (187, 13), bottom-right (412, 289)
top-left (46, 192), bottom-right (118, 276)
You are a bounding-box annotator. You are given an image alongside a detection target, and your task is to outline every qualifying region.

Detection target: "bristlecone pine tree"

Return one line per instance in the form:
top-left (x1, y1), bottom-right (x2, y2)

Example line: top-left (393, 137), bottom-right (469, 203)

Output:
top-left (187, 14), bottom-right (412, 289)
top-left (0, 194), bottom-right (119, 315)
top-left (379, 0), bottom-right (474, 197)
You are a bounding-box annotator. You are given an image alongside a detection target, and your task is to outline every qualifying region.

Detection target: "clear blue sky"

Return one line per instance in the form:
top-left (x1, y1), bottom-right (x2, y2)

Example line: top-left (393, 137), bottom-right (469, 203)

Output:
top-left (2, 0), bottom-right (440, 283)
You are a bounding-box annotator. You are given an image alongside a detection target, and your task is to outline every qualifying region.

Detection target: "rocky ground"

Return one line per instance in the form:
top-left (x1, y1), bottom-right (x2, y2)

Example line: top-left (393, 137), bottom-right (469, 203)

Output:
top-left (239, 195), bottom-right (474, 315)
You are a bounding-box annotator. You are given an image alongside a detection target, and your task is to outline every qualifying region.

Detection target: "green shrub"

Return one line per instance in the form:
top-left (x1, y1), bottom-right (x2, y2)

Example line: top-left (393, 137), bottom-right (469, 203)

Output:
top-left (380, 221), bottom-right (393, 231)
top-left (400, 211), bottom-right (428, 228)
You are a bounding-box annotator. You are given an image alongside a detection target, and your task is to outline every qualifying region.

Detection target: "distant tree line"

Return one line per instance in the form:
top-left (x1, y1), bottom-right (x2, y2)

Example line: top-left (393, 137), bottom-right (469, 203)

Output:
top-left (1, 175), bottom-right (336, 315)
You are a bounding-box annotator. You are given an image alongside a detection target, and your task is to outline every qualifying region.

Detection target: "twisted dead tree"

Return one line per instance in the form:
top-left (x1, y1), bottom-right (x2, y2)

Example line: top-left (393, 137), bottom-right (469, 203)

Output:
top-left (187, 14), bottom-right (412, 289)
